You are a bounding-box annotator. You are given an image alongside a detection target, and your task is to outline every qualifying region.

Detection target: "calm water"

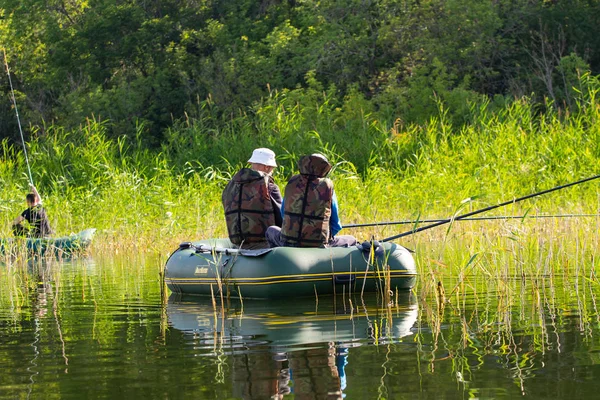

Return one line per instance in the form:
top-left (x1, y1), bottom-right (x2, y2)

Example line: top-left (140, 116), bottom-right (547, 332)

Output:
top-left (2, 256), bottom-right (600, 399)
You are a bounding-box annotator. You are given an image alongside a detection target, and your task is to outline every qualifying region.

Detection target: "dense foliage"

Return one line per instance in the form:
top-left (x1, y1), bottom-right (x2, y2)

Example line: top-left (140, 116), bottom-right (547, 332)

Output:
top-left (1, 82), bottom-right (598, 246)
top-left (2, 0), bottom-right (600, 145)
top-left (1, 0), bottom-right (599, 248)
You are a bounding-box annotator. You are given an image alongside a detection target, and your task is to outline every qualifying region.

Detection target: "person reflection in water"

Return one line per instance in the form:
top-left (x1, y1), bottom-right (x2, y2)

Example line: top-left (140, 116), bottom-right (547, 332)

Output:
top-left (328, 342), bottom-right (349, 396)
top-left (286, 345), bottom-right (348, 399)
top-left (232, 351), bottom-right (291, 399)
top-left (231, 345), bottom-right (348, 399)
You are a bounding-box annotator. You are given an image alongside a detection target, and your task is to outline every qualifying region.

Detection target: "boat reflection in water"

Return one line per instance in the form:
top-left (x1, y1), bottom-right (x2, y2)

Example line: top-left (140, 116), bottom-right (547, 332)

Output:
top-left (167, 292), bottom-right (418, 399)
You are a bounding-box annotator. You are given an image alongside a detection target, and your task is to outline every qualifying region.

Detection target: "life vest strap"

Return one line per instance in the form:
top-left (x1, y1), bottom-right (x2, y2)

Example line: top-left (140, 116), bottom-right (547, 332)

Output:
top-left (229, 233), bottom-right (270, 239)
top-left (225, 209), bottom-right (275, 216)
top-left (284, 211), bottom-right (325, 220)
top-left (280, 234), bottom-right (325, 244)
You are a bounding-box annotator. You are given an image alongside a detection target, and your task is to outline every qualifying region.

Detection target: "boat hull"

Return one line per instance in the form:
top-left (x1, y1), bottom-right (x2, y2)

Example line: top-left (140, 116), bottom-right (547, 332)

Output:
top-left (165, 238), bottom-right (417, 299)
top-left (0, 228), bottom-right (96, 257)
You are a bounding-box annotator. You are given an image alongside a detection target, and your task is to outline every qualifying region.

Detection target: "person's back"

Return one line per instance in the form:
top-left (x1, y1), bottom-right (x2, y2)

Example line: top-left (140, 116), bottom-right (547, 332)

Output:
top-left (12, 186), bottom-right (53, 238)
top-left (280, 154), bottom-right (334, 247)
top-left (222, 148), bottom-right (281, 249)
top-left (266, 154), bottom-right (357, 248)
top-left (22, 204), bottom-right (52, 238)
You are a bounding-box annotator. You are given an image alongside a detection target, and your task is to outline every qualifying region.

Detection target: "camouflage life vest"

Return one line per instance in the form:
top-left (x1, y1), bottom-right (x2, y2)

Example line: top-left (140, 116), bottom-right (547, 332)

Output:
top-left (222, 168), bottom-right (275, 249)
top-left (281, 155), bottom-right (334, 247)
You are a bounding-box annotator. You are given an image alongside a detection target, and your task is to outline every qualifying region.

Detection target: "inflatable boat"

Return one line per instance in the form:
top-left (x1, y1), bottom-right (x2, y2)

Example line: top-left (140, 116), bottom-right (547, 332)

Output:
top-left (0, 228), bottom-right (96, 257)
top-left (164, 238), bottom-right (417, 299)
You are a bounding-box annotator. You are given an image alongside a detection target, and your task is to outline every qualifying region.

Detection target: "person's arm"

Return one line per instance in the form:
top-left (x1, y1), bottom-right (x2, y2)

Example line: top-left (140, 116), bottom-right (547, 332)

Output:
top-left (269, 181), bottom-right (283, 227)
top-left (30, 184), bottom-right (42, 204)
top-left (12, 214), bottom-right (24, 225)
top-left (330, 191), bottom-right (342, 237)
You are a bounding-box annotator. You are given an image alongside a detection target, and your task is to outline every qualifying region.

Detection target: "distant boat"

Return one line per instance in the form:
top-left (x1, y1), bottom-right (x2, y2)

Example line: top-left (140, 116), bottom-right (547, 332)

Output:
top-left (0, 228), bottom-right (96, 257)
top-left (165, 238), bottom-right (417, 299)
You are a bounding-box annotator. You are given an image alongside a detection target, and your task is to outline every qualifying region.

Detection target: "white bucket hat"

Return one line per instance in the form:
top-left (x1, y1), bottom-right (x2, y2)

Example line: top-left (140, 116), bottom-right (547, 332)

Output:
top-left (247, 148), bottom-right (277, 167)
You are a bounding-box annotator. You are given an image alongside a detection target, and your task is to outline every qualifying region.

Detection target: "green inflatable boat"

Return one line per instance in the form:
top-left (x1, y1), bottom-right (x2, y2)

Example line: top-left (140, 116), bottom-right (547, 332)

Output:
top-left (165, 238), bottom-right (417, 299)
top-left (0, 228), bottom-right (96, 257)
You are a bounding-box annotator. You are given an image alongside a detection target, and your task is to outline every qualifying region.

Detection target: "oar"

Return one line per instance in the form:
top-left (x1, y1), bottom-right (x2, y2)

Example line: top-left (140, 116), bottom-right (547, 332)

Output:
top-left (381, 174), bottom-right (600, 242)
top-left (345, 213), bottom-right (600, 228)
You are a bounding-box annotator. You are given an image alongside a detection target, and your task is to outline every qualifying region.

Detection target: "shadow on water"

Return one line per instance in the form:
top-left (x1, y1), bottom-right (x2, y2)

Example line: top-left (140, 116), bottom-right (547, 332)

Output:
top-left (167, 292), bottom-right (418, 398)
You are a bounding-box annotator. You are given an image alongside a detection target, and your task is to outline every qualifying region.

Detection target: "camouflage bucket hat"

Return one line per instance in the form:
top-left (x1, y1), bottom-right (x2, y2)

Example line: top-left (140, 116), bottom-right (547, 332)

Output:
top-left (297, 154), bottom-right (332, 177)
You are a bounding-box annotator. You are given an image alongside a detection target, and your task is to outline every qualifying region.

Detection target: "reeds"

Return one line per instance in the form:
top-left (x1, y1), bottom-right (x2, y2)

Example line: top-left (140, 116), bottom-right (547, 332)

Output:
top-left (411, 212), bottom-right (600, 392)
top-left (0, 76), bottom-right (598, 258)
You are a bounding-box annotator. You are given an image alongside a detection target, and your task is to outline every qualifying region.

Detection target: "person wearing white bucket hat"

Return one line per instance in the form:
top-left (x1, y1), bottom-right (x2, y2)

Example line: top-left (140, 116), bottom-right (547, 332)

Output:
top-left (247, 148), bottom-right (277, 169)
top-left (221, 148), bottom-right (283, 249)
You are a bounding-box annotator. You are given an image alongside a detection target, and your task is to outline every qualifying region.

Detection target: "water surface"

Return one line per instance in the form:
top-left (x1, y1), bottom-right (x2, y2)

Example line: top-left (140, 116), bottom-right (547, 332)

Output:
top-left (1, 256), bottom-right (600, 399)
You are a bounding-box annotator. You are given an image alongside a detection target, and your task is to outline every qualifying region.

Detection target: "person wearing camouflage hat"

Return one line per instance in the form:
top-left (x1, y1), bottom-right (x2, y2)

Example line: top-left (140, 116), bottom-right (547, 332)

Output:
top-left (222, 148), bottom-right (283, 249)
top-left (266, 154), bottom-right (357, 248)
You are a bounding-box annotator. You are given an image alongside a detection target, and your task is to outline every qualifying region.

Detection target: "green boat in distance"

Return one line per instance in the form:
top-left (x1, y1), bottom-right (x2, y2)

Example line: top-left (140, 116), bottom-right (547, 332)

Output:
top-left (0, 228), bottom-right (96, 257)
top-left (165, 238), bottom-right (417, 299)
top-left (167, 293), bottom-right (418, 352)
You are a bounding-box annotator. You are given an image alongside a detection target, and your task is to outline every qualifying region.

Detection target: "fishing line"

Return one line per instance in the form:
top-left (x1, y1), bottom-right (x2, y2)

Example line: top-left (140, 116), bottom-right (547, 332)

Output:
top-left (345, 213), bottom-right (600, 228)
top-left (2, 48), bottom-right (34, 185)
top-left (382, 174), bottom-right (600, 242)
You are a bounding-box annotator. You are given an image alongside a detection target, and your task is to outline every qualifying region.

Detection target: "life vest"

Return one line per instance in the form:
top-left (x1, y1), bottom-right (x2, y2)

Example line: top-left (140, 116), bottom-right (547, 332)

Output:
top-left (222, 168), bottom-right (275, 249)
top-left (281, 155), bottom-right (334, 247)
top-left (23, 204), bottom-right (53, 238)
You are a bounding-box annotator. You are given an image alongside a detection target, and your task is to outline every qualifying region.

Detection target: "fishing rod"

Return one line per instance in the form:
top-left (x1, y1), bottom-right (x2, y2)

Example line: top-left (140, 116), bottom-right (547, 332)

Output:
top-left (345, 213), bottom-right (600, 228)
top-left (381, 174), bottom-right (600, 242)
top-left (2, 48), bottom-right (34, 185)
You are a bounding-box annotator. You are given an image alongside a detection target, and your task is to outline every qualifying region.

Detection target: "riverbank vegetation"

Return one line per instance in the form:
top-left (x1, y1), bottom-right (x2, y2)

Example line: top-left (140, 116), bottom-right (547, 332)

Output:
top-left (3, 1), bottom-right (600, 141)
top-left (1, 0), bottom-right (599, 262)
top-left (1, 77), bottom-right (599, 255)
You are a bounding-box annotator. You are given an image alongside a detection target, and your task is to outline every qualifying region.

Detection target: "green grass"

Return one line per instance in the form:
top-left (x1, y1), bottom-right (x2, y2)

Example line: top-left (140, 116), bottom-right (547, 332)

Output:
top-left (0, 75), bottom-right (599, 262)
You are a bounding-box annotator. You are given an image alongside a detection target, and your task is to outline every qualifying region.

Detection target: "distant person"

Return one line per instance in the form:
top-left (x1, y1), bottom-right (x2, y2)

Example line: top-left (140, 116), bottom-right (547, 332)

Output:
top-left (12, 185), bottom-right (53, 238)
top-left (266, 154), bottom-right (357, 248)
top-left (222, 148), bottom-right (283, 249)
